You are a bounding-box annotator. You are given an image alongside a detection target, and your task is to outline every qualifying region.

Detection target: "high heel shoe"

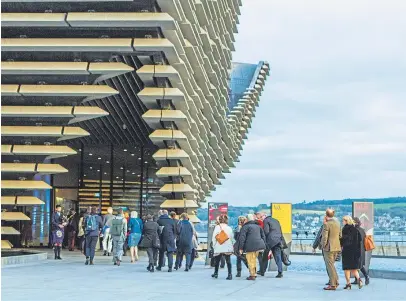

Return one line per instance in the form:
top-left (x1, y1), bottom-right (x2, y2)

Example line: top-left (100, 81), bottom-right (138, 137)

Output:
top-left (344, 284), bottom-right (352, 290)
top-left (358, 278), bottom-right (363, 289)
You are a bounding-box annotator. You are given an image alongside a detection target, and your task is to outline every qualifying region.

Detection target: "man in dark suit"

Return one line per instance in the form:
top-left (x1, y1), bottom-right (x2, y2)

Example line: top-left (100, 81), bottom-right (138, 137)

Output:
top-left (157, 210), bottom-right (176, 272)
top-left (259, 215), bottom-right (284, 278)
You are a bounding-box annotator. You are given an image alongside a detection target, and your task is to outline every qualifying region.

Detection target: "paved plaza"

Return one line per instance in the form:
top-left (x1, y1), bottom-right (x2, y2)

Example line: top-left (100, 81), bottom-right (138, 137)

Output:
top-left (2, 251), bottom-right (405, 301)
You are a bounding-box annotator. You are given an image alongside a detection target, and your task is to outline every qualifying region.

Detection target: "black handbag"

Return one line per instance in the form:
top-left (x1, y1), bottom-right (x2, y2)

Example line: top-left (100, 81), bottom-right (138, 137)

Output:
top-left (153, 235), bottom-right (161, 249)
top-left (282, 249), bottom-right (291, 266)
top-left (208, 248), bottom-right (214, 258)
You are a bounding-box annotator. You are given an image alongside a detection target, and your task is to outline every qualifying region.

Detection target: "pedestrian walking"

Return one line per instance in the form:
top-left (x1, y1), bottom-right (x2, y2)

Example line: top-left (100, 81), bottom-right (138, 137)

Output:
top-left (176, 213), bottom-right (194, 272)
top-left (77, 210), bottom-right (86, 253)
top-left (321, 209), bottom-right (342, 291)
top-left (312, 215), bottom-right (331, 285)
top-left (111, 208), bottom-right (128, 266)
top-left (260, 213), bottom-right (284, 278)
top-left (341, 216), bottom-right (363, 289)
top-left (352, 217), bottom-right (370, 285)
top-left (102, 207), bottom-right (114, 256)
top-left (66, 209), bottom-right (78, 251)
top-left (21, 212), bottom-right (33, 248)
top-left (156, 210), bottom-right (176, 272)
top-left (236, 214), bottom-right (266, 281)
top-left (176, 216), bottom-right (199, 270)
top-left (234, 216), bottom-right (248, 277)
top-left (140, 214), bottom-right (160, 272)
top-left (211, 215), bottom-right (234, 280)
top-left (84, 206), bottom-right (103, 265)
top-left (189, 220), bottom-right (199, 270)
top-left (123, 211), bottom-right (130, 256)
top-left (128, 211), bottom-right (143, 263)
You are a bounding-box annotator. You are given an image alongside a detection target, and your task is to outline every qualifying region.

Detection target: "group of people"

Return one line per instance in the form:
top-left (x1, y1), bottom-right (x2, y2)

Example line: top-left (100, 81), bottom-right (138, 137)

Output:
top-left (51, 206), bottom-right (144, 265)
top-left (210, 212), bottom-right (287, 280)
top-left (51, 205), bottom-right (372, 288)
top-left (51, 206), bottom-right (199, 271)
top-left (141, 210), bottom-right (199, 272)
top-left (313, 209), bottom-right (371, 291)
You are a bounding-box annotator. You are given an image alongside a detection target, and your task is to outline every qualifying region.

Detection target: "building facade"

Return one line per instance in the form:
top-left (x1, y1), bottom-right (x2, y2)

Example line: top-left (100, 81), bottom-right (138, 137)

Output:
top-left (1, 0), bottom-right (269, 247)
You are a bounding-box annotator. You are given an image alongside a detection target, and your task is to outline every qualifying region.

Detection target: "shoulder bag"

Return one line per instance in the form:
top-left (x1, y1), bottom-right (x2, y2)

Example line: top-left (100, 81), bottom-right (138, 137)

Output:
top-left (215, 225), bottom-right (229, 245)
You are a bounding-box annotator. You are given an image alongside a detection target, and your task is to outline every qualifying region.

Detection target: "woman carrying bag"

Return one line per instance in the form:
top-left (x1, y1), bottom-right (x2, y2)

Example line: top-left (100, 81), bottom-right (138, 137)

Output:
top-left (211, 215), bottom-right (235, 280)
top-left (341, 216), bottom-right (363, 289)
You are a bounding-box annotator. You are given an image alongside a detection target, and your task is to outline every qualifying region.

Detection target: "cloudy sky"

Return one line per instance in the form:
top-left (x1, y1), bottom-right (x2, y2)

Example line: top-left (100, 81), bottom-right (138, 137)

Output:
top-left (207, 0), bottom-right (406, 206)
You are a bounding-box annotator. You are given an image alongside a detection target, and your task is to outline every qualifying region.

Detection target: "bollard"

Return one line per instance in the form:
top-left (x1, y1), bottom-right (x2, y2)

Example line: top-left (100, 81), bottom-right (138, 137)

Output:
top-left (396, 242), bottom-right (401, 257)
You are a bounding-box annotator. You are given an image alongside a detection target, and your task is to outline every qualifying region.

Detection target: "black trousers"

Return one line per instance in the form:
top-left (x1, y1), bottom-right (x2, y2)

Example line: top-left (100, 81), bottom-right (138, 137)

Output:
top-left (158, 249), bottom-right (174, 269)
top-left (147, 247), bottom-right (158, 265)
top-left (214, 254), bottom-right (232, 274)
top-left (211, 254), bottom-right (226, 267)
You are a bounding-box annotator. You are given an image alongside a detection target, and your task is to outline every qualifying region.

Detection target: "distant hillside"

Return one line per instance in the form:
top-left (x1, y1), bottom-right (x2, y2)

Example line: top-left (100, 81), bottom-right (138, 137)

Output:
top-left (195, 197), bottom-right (406, 230)
top-left (294, 197), bottom-right (406, 219)
top-left (293, 197), bottom-right (406, 209)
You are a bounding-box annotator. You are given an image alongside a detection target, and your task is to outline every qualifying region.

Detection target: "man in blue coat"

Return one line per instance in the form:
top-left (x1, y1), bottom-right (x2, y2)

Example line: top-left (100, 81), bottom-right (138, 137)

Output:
top-left (157, 210), bottom-right (176, 272)
top-left (175, 213), bottom-right (194, 272)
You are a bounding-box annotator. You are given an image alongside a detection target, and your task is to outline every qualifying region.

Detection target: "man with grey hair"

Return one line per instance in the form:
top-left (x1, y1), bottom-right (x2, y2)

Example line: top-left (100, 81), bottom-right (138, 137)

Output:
top-left (156, 209), bottom-right (176, 271)
top-left (321, 208), bottom-right (341, 290)
top-left (260, 212), bottom-right (284, 278)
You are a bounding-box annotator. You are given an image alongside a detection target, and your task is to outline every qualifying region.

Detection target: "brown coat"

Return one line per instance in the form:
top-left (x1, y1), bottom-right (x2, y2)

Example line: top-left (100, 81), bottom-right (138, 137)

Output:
top-left (321, 218), bottom-right (341, 252)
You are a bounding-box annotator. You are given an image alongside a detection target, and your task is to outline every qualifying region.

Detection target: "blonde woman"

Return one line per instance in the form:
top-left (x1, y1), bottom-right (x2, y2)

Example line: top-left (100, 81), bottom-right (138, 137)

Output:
top-left (234, 216), bottom-right (248, 277)
top-left (341, 216), bottom-right (363, 289)
top-left (128, 211), bottom-right (143, 262)
top-left (211, 215), bottom-right (235, 280)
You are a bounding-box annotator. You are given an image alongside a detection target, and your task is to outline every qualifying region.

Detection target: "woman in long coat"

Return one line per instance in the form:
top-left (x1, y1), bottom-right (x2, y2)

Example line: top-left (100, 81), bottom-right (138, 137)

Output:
top-left (234, 216), bottom-right (248, 278)
top-left (176, 213), bottom-right (194, 272)
top-left (353, 217), bottom-right (370, 285)
top-left (211, 215), bottom-right (235, 280)
top-left (341, 216), bottom-right (363, 289)
top-left (140, 214), bottom-right (159, 272)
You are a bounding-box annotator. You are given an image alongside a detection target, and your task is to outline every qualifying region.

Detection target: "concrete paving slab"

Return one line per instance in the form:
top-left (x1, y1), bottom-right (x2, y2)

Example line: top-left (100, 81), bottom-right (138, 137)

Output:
top-left (1, 251), bottom-right (405, 301)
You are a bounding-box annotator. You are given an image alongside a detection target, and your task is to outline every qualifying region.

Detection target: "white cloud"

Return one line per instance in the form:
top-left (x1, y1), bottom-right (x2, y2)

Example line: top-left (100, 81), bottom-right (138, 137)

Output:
top-left (208, 0), bottom-right (406, 206)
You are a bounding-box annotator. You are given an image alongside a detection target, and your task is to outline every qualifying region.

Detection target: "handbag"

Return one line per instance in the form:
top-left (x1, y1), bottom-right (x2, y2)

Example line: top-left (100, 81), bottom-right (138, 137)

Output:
top-left (281, 249), bottom-right (291, 266)
top-left (215, 225), bottom-right (229, 245)
top-left (364, 235), bottom-right (375, 251)
top-left (153, 234), bottom-right (161, 249)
